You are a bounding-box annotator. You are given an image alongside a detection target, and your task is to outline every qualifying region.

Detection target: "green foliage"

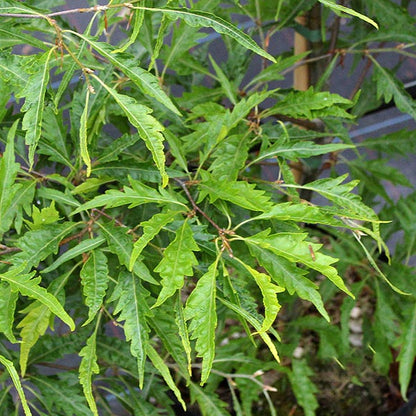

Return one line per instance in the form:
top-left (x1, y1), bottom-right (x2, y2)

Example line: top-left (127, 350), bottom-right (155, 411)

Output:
top-left (0, 0), bottom-right (415, 415)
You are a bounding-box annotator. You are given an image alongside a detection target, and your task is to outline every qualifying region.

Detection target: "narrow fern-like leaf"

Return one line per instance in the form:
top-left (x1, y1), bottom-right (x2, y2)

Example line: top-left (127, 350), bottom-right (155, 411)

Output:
top-left (111, 271), bottom-right (151, 388)
top-left (184, 261), bottom-right (218, 385)
top-left (80, 88), bottom-right (91, 177)
top-left (0, 283), bottom-right (18, 342)
top-left (237, 259), bottom-right (284, 333)
top-left (146, 344), bottom-right (186, 409)
top-left (80, 250), bottom-right (109, 326)
top-left (134, 6), bottom-right (276, 63)
top-left (20, 47), bottom-right (55, 168)
top-left (153, 220), bottom-right (200, 308)
top-left (0, 354), bottom-right (32, 416)
top-left (79, 321), bottom-right (100, 416)
top-left (130, 209), bottom-right (182, 271)
top-left (113, 8), bottom-right (145, 53)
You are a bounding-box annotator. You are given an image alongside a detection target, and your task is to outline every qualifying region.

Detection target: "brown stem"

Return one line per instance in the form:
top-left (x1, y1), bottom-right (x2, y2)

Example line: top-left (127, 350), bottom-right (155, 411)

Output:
top-left (0, 247), bottom-right (21, 256)
top-left (174, 178), bottom-right (223, 233)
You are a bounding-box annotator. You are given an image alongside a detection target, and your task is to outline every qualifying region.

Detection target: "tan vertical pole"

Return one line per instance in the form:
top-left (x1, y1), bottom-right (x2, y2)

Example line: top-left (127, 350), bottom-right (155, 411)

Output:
top-left (291, 14), bottom-right (310, 184)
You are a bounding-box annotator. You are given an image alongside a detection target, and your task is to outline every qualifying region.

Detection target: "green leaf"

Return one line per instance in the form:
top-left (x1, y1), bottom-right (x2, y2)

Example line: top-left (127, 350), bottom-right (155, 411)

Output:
top-left (90, 75), bottom-right (169, 186)
top-left (148, 300), bottom-right (190, 379)
top-left (98, 221), bottom-right (158, 285)
top-left (249, 244), bottom-right (330, 322)
top-left (371, 58), bottom-right (416, 121)
top-left (80, 89), bottom-right (91, 177)
top-left (209, 55), bottom-right (237, 104)
top-left (66, 32), bottom-right (180, 115)
top-left (113, 8), bottom-right (145, 53)
top-left (251, 141), bottom-right (353, 165)
top-left (288, 359), bottom-right (319, 416)
top-left (111, 271), bottom-right (151, 388)
top-left (264, 87), bottom-right (353, 119)
top-left (218, 296), bottom-right (280, 363)
top-left (17, 267), bottom-right (76, 377)
top-left (81, 250), bottom-right (109, 326)
top-left (237, 260), bottom-right (284, 333)
top-left (246, 231), bottom-right (354, 298)
top-left (184, 261), bottom-right (218, 385)
top-left (318, 0), bottom-right (378, 29)
top-left (146, 344), bottom-right (186, 409)
top-left (0, 354), bottom-right (32, 416)
top-left (32, 375), bottom-right (91, 416)
top-left (37, 188), bottom-right (80, 208)
top-left (11, 222), bottom-right (79, 271)
top-left (20, 48), bottom-right (55, 167)
top-left (199, 171), bottom-right (272, 212)
top-left (283, 174), bottom-right (379, 223)
top-left (0, 119), bottom-right (20, 236)
top-left (153, 220), bottom-right (200, 307)
top-left (0, 266), bottom-right (75, 332)
top-left (0, 282), bottom-right (18, 342)
top-left (79, 325), bottom-right (100, 416)
top-left (73, 179), bottom-right (185, 215)
top-left (136, 6), bottom-right (276, 63)
top-left (130, 209), bottom-right (182, 271)
top-left (209, 134), bottom-right (249, 182)
top-left (190, 383), bottom-right (231, 416)
top-left (41, 237), bottom-right (106, 274)
top-left (96, 133), bottom-right (141, 164)
top-left (26, 201), bottom-right (60, 230)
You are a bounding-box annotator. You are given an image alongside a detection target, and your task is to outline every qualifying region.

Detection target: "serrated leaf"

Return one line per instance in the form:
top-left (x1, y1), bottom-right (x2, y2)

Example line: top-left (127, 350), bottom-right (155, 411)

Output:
top-left (111, 271), bottom-right (151, 388)
top-left (37, 187), bottom-right (80, 207)
top-left (79, 328), bottom-right (100, 416)
top-left (137, 6), bottom-right (276, 63)
top-left (73, 179), bottom-right (185, 215)
top-left (249, 244), bottom-right (330, 321)
top-left (209, 134), bottom-right (249, 181)
top-left (113, 8), bottom-right (145, 53)
top-left (80, 88), bottom-right (91, 177)
top-left (209, 55), bottom-right (236, 104)
top-left (32, 375), bottom-right (91, 416)
top-left (289, 359), bottom-right (319, 416)
top-left (81, 250), bottom-right (109, 326)
top-left (264, 87), bottom-right (353, 119)
top-left (11, 222), bottom-right (79, 271)
top-left (130, 209), bottom-right (182, 271)
top-left (0, 266), bottom-right (75, 331)
top-left (284, 174), bottom-right (379, 223)
top-left (0, 119), bottom-right (20, 236)
top-left (237, 260), bottom-right (284, 333)
top-left (41, 237), bottom-right (105, 274)
top-left (372, 59), bottom-right (416, 121)
top-left (0, 354), bottom-right (32, 416)
top-left (184, 261), bottom-right (218, 385)
top-left (147, 344), bottom-right (186, 409)
top-left (148, 300), bottom-right (190, 379)
top-left (153, 220), bottom-right (200, 307)
top-left (20, 48), bottom-right (55, 167)
top-left (246, 231), bottom-right (353, 297)
top-left (0, 282), bottom-right (18, 342)
top-left (17, 267), bottom-right (75, 377)
top-left (190, 383), bottom-right (231, 416)
top-left (96, 133), bottom-right (141, 164)
top-left (66, 32), bottom-right (180, 115)
top-left (318, 0), bottom-right (378, 28)
top-left (26, 201), bottom-right (60, 230)
top-left (199, 171), bottom-right (272, 212)
top-left (251, 141), bottom-right (353, 165)
top-left (90, 75), bottom-right (169, 186)
top-left (98, 221), bottom-right (158, 285)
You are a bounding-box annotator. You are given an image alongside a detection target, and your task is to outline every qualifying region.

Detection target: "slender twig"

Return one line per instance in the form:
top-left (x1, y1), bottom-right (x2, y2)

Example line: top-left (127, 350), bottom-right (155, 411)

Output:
top-left (0, 246), bottom-right (21, 256)
top-left (0, 2), bottom-right (140, 19)
top-left (174, 178), bottom-right (223, 233)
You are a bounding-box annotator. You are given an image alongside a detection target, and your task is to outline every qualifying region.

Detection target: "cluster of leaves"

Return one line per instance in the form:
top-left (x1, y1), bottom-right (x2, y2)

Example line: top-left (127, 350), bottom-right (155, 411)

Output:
top-left (0, 0), bottom-right (415, 415)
